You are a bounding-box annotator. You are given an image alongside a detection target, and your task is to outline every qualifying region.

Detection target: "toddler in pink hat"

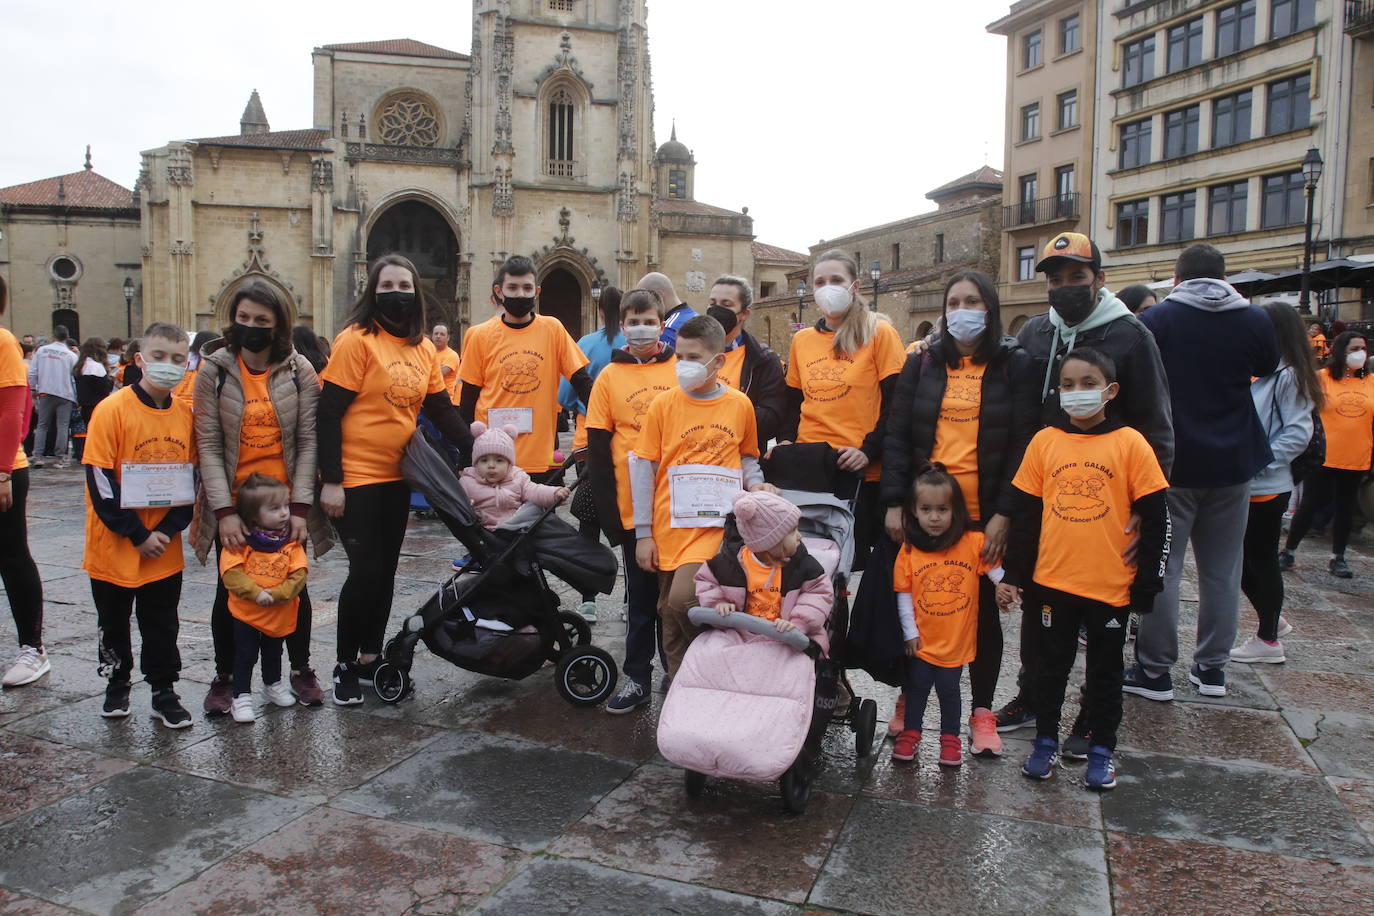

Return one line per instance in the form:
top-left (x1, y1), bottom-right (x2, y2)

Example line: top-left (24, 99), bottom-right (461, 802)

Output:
top-left (459, 421), bottom-right (569, 529)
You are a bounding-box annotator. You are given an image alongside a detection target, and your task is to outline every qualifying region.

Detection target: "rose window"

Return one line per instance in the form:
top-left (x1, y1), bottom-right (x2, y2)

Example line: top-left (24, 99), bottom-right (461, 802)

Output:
top-left (377, 96), bottom-right (440, 147)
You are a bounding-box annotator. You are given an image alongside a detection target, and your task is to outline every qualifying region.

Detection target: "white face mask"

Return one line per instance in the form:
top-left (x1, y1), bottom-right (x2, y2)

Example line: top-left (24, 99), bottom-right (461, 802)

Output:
top-left (1347, 350), bottom-right (1367, 370)
top-left (1060, 389), bottom-right (1105, 418)
top-left (143, 361), bottom-right (188, 390)
top-left (675, 358), bottom-right (711, 392)
top-left (814, 284), bottom-right (853, 318)
top-left (944, 309), bottom-right (987, 345)
top-left (623, 324), bottom-right (660, 345)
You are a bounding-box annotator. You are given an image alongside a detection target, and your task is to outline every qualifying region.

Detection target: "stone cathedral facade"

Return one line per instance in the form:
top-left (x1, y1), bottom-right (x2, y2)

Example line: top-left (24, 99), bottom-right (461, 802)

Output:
top-left (136, 0), bottom-right (801, 340)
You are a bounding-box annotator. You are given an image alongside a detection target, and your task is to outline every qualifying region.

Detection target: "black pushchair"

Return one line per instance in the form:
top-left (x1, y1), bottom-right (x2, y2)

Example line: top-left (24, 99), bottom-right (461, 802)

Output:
top-left (369, 431), bottom-right (621, 708)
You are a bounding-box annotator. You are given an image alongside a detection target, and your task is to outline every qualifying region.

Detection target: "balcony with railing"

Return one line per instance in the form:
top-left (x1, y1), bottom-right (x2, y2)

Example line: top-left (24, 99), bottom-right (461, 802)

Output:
top-left (1348, 1), bottom-right (1374, 37)
top-left (546, 158), bottom-right (578, 179)
top-left (1003, 192), bottom-right (1080, 229)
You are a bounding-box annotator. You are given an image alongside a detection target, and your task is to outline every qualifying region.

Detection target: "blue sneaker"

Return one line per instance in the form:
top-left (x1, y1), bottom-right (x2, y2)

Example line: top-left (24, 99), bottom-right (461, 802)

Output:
top-left (451, 555), bottom-right (472, 572)
top-left (1121, 665), bottom-right (1174, 702)
top-left (1188, 663), bottom-right (1226, 697)
top-left (1083, 745), bottom-right (1117, 790)
top-left (1021, 735), bottom-right (1059, 780)
top-left (604, 677), bottom-right (651, 714)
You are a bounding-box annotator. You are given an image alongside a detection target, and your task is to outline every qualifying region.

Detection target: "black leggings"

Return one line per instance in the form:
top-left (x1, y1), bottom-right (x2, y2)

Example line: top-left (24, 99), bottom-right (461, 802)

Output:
top-left (967, 576), bottom-right (1003, 711)
top-left (232, 618), bottom-right (283, 696)
top-left (334, 480), bottom-right (410, 664)
top-left (1242, 494), bottom-right (1289, 642)
top-left (1, 468), bottom-right (43, 648)
top-left (210, 540), bottom-right (313, 675)
top-left (1286, 467), bottom-right (1365, 557)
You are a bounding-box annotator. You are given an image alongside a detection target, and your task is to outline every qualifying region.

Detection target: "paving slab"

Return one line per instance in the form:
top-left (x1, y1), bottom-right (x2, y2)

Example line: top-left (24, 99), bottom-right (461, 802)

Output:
top-left (1100, 751), bottom-right (1374, 862)
top-left (1163, 659), bottom-right (1278, 710)
top-left (1284, 708), bottom-right (1374, 781)
top-left (7, 690), bottom-right (220, 762)
top-left (333, 730), bottom-right (634, 850)
top-left (1330, 777), bottom-right (1374, 842)
top-left (0, 887), bottom-right (82, 915)
top-left (471, 857), bottom-right (798, 915)
top-left (1261, 668), bottom-right (1374, 718)
top-left (1117, 696), bottom-right (1316, 772)
top-left (810, 795), bottom-right (1111, 915)
top-left (552, 763), bottom-right (850, 903)
top-left (139, 806), bottom-right (525, 915)
top-left (1279, 637), bottom-right (1374, 676)
top-left (0, 732), bottom-right (133, 825)
top-left (0, 767), bottom-right (310, 916)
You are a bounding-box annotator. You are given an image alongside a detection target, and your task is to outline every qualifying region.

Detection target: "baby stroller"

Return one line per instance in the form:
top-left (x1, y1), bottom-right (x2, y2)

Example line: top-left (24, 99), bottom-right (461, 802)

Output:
top-left (655, 445), bottom-right (880, 813)
top-left (369, 430), bottom-right (622, 708)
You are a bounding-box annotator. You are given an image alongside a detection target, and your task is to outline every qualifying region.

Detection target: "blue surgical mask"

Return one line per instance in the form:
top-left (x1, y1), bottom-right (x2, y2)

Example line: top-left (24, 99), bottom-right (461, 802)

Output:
top-left (143, 361), bottom-right (187, 390)
top-left (944, 309), bottom-right (987, 345)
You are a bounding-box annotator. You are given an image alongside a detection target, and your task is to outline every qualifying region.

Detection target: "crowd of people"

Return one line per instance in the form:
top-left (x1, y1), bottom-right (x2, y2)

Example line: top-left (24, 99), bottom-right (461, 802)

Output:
top-left (0, 231), bottom-right (1370, 791)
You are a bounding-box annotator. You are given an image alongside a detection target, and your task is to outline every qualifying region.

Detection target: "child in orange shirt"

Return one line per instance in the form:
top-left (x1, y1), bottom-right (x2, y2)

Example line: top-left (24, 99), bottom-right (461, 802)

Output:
top-left (891, 464), bottom-right (1002, 768)
top-left (219, 473), bottom-right (309, 723)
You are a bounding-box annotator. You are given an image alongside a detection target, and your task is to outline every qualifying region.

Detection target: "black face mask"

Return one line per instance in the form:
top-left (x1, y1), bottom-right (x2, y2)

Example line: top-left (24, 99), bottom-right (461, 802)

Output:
top-left (234, 323), bottom-right (274, 354)
top-left (502, 295), bottom-right (536, 319)
top-left (707, 305), bottom-right (739, 336)
top-left (1048, 284), bottom-right (1096, 326)
top-left (375, 290), bottom-right (417, 327)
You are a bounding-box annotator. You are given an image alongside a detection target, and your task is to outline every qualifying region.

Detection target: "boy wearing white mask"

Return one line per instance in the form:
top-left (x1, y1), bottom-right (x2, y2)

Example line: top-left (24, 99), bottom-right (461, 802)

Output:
top-left (997, 347), bottom-right (1170, 790)
top-left (631, 314), bottom-right (773, 677)
top-left (82, 322), bottom-right (197, 728)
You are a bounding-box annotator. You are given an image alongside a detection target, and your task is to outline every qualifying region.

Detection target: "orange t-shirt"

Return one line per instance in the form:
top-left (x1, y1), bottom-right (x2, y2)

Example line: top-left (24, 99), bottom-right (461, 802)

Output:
top-left (931, 357), bottom-right (986, 521)
top-left (585, 357), bottom-right (678, 530)
top-left (718, 346), bottom-right (747, 391)
top-left (1319, 373), bottom-right (1374, 471)
top-left (320, 325), bottom-right (447, 488)
top-left (786, 321), bottom-right (905, 481)
top-left (220, 540), bottom-right (308, 637)
top-left (740, 547), bottom-right (782, 621)
top-left (893, 531), bottom-right (987, 667)
top-left (173, 366), bottom-right (198, 411)
top-left (234, 358), bottom-right (290, 495)
top-left (635, 386), bottom-right (760, 571)
top-left (1012, 425), bottom-right (1169, 607)
top-left (435, 345), bottom-right (462, 402)
top-left (0, 327), bottom-right (29, 472)
top-left (459, 315), bottom-right (589, 473)
top-left (82, 385), bottom-right (196, 587)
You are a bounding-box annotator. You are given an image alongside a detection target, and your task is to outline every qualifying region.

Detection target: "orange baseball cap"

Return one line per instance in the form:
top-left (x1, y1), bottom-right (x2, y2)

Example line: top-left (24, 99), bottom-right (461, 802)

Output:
top-left (1036, 232), bottom-right (1102, 273)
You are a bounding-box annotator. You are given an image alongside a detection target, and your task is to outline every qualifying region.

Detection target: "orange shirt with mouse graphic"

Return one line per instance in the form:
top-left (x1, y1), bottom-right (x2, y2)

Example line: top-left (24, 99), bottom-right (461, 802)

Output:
top-left (220, 540), bottom-right (308, 637)
top-left (741, 547), bottom-right (782, 621)
top-left (1319, 373), bottom-right (1374, 471)
top-left (893, 531), bottom-right (986, 667)
top-left (321, 325), bottom-right (447, 488)
top-left (0, 327), bottom-right (29, 472)
top-left (786, 321), bottom-right (904, 481)
top-left (1012, 425), bottom-right (1168, 607)
top-left (585, 357), bottom-right (678, 529)
top-left (459, 315), bottom-right (589, 473)
top-left (931, 357), bottom-right (986, 521)
top-left (234, 357), bottom-right (289, 494)
top-left (635, 386), bottom-right (759, 570)
top-left (82, 385), bottom-right (196, 587)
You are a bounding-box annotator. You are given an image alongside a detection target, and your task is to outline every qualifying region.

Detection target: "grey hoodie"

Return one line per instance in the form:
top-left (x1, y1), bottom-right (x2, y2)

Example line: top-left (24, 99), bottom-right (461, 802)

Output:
top-left (1165, 277), bottom-right (1250, 312)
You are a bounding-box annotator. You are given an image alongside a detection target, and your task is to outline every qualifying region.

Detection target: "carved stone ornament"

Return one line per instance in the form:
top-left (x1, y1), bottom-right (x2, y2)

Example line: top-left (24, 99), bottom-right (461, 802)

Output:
top-left (617, 172), bottom-right (638, 223)
top-left (166, 149), bottom-right (193, 186)
top-left (685, 270), bottom-right (707, 293)
top-left (312, 158), bottom-right (334, 191)
top-left (377, 95), bottom-right (440, 147)
top-left (536, 31), bottom-right (592, 90)
top-left (209, 211), bottom-right (300, 307)
top-left (492, 168), bottom-right (514, 217)
top-left (344, 143), bottom-right (463, 166)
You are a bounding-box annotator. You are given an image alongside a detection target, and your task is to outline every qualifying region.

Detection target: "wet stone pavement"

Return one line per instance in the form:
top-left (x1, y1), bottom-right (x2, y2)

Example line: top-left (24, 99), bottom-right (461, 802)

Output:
top-left (3, 466), bottom-right (1374, 915)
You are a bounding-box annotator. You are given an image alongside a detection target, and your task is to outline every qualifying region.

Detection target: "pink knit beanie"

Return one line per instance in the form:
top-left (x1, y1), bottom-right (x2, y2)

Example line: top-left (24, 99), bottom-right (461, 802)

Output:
top-left (470, 421), bottom-right (518, 466)
top-left (732, 490), bottom-right (800, 552)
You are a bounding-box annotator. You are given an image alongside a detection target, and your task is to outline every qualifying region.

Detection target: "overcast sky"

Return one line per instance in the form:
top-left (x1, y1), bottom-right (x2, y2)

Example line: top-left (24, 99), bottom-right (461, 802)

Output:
top-left (0, 0), bottom-right (1010, 254)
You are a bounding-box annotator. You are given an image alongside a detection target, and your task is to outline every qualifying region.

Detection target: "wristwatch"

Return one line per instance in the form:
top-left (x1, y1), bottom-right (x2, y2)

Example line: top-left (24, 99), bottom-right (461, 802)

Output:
top-left (0, 472), bottom-right (11, 483)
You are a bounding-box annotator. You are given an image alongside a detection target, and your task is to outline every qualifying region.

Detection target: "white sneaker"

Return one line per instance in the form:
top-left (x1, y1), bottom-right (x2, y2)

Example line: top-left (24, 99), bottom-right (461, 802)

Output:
top-left (577, 600), bottom-right (598, 623)
top-left (1277, 616), bottom-right (1294, 638)
top-left (2, 646), bottom-right (51, 687)
top-left (230, 694), bottom-right (257, 723)
top-left (54, 458), bottom-right (71, 470)
top-left (263, 680), bottom-right (296, 707)
top-left (1231, 635), bottom-right (1286, 664)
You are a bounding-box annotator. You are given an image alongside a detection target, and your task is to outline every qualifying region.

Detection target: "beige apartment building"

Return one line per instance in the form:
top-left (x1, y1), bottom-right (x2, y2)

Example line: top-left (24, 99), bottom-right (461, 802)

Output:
top-left (1340, 5), bottom-right (1374, 268)
top-left (988, 0), bottom-right (1098, 325)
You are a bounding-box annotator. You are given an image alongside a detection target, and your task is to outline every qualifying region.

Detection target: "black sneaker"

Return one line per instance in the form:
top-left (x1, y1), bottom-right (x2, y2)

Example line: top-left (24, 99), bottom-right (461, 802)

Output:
top-left (1122, 665), bottom-right (1174, 701)
top-left (102, 681), bottom-right (132, 718)
top-left (332, 663), bottom-right (364, 706)
top-left (353, 658), bottom-right (382, 687)
top-left (1062, 706), bottom-right (1091, 760)
top-left (1188, 663), bottom-right (1226, 697)
top-left (1278, 549), bottom-right (1295, 571)
top-left (994, 695), bottom-right (1036, 732)
top-left (150, 689), bottom-right (193, 729)
top-left (605, 677), bottom-right (651, 714)
top-left (1330, 556), bottom-right (1354, 579)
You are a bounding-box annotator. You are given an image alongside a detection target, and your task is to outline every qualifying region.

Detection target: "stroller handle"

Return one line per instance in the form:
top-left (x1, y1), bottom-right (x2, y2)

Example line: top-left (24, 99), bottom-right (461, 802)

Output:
top-left (688, 606), bottom-right (812, 652)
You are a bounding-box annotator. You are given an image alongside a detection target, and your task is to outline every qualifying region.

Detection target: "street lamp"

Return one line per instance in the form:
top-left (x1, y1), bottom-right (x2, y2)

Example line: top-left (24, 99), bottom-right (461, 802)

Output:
top-left (122, 277), bottom-right (135, 337)
top-left (1299, 146), bottom-right (1324, 316)
top-left (795, 280), bottom-right (807, 326)
top-left (591, 281), bottom-right (602, 301)
top-left (870, 260), bottom-right (881, 309)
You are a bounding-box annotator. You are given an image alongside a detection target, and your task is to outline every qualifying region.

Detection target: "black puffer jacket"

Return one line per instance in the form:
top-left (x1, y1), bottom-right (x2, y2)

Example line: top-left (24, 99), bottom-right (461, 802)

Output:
top-left (880, 336), bottom-right (1039, 519)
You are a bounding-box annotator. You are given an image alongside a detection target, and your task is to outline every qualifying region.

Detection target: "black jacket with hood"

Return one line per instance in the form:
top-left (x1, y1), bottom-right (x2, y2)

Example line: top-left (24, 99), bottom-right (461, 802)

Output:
top-left (734, 330), bottom-right (786, 453)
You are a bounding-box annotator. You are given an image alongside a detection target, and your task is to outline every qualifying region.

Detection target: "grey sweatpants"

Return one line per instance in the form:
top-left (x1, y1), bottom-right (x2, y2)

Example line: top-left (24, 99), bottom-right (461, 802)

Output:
top-left (1135, 483), bottom-right (1249, 678)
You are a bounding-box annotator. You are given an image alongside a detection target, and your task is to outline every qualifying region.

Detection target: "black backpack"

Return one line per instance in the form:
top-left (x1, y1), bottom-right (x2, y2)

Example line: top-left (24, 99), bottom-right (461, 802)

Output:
top-left (1269, 371), bottom-right (1325, 484)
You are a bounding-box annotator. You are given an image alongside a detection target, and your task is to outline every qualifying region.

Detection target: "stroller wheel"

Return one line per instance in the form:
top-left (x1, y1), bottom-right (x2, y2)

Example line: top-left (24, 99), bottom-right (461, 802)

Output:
top-left (855, 698), bottom-right (878, 758)
top-left (684, 769), bottom-right (707, 798)
top-left (554, 647), bottom-right (619, 707)
top-left (372, 662), bottom-right (409, 704)
top-left (780, 766), bottom-right (811, 815)
top-left (557, 611), bottom-right (593, 648)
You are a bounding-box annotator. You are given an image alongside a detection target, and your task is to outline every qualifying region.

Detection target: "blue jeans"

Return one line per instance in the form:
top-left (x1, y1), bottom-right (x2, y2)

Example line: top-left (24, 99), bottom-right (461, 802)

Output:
top-left (904, 656), bottom-right (962, 735)
top-left (621, 534), bottom-right (664, 684)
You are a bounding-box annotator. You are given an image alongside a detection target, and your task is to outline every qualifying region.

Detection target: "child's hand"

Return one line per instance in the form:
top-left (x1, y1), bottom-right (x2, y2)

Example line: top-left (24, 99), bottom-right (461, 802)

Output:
top-left (714, 602), bottom-right (736, 616)
top-left (255, 589), bottom-right (275, 606)
top-left (774, 618), bottom-right (796, 633)
top-left (554, 487), bottom-right (571, 503)
top-left (635, 537), bottom-right (659, 572)
top-left (904, 637), bottom-right (921, 658)
top-left (137, 531), bottom-right (170, 559)
top-left (996, 582), bottom-right (1021, 612)
top-left (748, 482), bottom-right (781, 495)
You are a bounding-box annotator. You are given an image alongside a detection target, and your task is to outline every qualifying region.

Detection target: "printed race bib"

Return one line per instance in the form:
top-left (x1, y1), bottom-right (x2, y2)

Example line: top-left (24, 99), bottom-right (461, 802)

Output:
top-left (488, 407), bottom-right (534, 435)
top-left (667, 464), bottom-right (742, 529)
top-left (120, 462), bottom-right (195, 508)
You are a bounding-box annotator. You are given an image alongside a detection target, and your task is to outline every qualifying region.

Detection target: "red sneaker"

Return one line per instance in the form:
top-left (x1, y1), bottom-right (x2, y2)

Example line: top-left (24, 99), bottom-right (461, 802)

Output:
top-left (968, 707), bottom-right (1002, 757)
top-left (891, 729), bottom-right (921, 762)
top-left (290, 668), bottom-right (325, 707)
top-left (202, 674), bottom-right (233, 716)
top-left (887, 693), bottom-right (906, 738)
top-left (938, 733), bottom-right (963, 767)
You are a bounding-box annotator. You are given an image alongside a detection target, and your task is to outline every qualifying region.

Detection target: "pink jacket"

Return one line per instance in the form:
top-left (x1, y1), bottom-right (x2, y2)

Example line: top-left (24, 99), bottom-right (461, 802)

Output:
top-left (693, 543), bottom-right (834, 655)
top-left (459, 466), bottom-right (563, 529)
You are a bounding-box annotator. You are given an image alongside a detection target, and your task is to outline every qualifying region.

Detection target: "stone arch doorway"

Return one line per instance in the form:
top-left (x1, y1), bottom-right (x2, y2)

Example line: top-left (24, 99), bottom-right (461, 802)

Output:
top-left (51, 308), bottom-right (80, 342)
top-left (366, 199), bottom-right (459, 328)
top-left (539, 267), bottom-right (584, 339)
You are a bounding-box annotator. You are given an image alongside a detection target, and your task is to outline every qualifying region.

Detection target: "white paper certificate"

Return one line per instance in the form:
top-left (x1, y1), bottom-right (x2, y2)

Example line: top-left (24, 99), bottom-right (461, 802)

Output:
top-left (487, 407), bottom-right (534, 435)
top-left (120, 462), bottom-right (195, 508)
top-left (667, 464), bottom-right (742, 528)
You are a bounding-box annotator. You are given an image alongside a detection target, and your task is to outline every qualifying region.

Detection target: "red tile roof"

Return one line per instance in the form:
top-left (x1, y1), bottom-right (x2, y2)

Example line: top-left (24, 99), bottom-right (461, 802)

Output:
top-left (191, 129), bottom-right (330, 151)
top-left (927, 165), bottom-right (1004, 199)
top-left (0, 169), bottom-right (134, 209)
top-left (752, 241), bottom-right (806, 263)
top-left (321, 39), bottom-right (468, 61)
top-left (656, 198), bottom-right (745, 218)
